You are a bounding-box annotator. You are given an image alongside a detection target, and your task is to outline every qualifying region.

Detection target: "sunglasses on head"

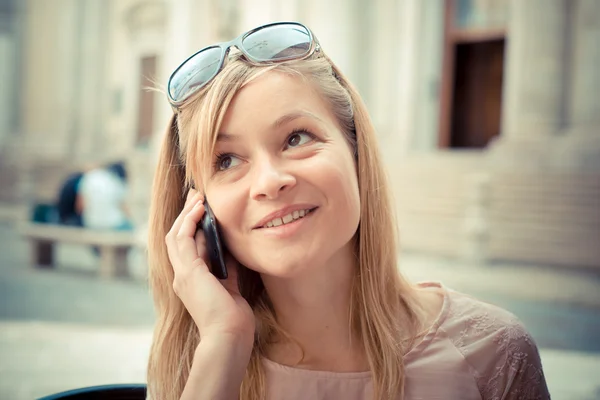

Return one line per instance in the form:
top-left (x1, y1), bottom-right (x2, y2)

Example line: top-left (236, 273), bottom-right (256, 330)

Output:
top-left (167, 21), bottom-right (321, 108)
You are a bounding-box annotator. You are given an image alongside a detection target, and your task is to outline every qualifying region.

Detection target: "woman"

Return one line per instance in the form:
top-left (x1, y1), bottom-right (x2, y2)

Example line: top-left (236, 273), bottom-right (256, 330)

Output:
top-left (147, 22), bottom-right (550, 400)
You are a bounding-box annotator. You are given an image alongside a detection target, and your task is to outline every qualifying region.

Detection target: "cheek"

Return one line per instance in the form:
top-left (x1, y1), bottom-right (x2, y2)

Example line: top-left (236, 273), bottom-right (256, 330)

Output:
top-left (309, 149), bottom-right (360, 217)
top-left (205, 186), bottom-right (245, 244)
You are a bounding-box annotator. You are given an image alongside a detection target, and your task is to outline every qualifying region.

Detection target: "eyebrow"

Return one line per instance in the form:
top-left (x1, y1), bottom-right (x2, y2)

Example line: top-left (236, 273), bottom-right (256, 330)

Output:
top-left (272, 110), bottom-right (324, 129)
top-left (216, 110), bottom-right (324, 142)
top-left (216, 132), bottom-right (238, 143)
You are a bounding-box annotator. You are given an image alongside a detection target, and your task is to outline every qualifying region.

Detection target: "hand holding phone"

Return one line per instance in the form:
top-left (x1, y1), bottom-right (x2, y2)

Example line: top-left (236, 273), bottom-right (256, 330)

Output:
top-left (165, 190), bottom-right (255, 338)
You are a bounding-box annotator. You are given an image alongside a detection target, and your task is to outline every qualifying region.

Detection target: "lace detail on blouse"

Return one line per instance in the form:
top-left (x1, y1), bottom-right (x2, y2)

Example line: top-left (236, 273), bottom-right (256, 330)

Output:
top-left (448, 293), bottom-right (551, 400)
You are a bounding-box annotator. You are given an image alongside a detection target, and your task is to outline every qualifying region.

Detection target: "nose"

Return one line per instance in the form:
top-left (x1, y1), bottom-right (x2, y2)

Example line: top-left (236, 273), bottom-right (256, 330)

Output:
top-left (250, 157), bottom-right (296, 201)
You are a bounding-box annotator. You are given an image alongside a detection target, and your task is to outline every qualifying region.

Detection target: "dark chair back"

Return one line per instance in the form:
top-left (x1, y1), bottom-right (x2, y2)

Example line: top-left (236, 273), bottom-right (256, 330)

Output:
top-left (37, 384), bottom-right (146, 400)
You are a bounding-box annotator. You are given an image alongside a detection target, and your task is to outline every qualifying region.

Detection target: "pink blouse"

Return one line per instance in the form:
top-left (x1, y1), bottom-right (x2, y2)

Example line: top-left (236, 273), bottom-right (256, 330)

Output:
top-left (262, 282), bottom-right (550, 399)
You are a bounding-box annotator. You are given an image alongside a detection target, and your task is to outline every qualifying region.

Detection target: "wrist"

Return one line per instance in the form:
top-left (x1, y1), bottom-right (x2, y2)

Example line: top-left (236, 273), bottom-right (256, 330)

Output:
top-left (196, 333), bottom-right (254, 362)
top-left (201, 327), bottom-right (254, 347)
top-left (182, 334), bottom-right (253, 400)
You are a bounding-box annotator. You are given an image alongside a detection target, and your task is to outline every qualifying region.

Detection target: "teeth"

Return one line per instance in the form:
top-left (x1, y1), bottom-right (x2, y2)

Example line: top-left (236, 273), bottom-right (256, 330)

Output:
top-left (263, 208), bottom-right (312, 228)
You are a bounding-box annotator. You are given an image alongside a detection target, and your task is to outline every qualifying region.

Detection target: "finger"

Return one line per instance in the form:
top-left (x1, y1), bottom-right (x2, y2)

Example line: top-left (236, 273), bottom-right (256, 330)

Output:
top-left (176, 201), bottom-right (207, 268)
top-left (168, 191), bottom-right (202, 243)
top-left (186, 187), bottom-right (200, 204)
top-left (166, 191), bottom-right (203, 266)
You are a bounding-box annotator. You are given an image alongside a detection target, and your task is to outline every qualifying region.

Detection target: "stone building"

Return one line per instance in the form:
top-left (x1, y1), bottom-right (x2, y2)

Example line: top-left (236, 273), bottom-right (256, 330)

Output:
top-left (0, 0), bottom-right (598, 268)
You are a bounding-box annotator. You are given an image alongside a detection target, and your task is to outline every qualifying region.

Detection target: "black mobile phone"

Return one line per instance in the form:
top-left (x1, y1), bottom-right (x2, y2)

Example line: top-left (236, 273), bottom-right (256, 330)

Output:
top-left (199, 199), bottom-right (228, 279)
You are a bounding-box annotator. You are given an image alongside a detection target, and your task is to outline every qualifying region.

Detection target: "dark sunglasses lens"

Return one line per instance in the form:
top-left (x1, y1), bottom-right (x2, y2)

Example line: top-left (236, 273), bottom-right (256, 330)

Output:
top-left (169, 46), bottom-right (222, 102)
top-left (242, 24), bottom-right (311, 61)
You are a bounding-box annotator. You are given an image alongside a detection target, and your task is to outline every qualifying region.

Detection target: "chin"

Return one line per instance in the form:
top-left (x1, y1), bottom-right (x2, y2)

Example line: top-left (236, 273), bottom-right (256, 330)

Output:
top-left (250, 259), bottom-right (311, 278)
top-left (243, 251), bottom-right (321, 279)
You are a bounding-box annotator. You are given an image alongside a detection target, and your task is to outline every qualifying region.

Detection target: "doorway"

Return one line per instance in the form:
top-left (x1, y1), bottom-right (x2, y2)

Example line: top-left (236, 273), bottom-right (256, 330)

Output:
top-left (439, 0), bottom-right (508, 149)
top-left (451, 38), bottom-right (505, 147)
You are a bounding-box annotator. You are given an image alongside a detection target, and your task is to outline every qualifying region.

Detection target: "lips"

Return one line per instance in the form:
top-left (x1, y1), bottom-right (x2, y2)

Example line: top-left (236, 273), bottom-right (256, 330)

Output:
top-left (253, 205), bottom-right (318, 229)
top-left (263, 208), bottom-right (315, 228)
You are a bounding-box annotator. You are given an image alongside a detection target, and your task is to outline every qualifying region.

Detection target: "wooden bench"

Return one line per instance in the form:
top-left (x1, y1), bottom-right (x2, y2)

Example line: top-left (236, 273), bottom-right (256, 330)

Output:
top-left (18, 222), bottom-right (138, 278)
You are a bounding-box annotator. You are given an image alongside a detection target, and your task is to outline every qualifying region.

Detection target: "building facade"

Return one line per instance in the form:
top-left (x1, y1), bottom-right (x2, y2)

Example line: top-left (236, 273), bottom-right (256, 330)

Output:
top-left (1, 0), bottom-right (599, 268)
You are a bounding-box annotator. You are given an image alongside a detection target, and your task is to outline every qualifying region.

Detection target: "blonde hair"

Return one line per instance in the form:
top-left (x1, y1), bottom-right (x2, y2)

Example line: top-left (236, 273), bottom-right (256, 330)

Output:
top-left (147, 52), bottom-right (423, 400)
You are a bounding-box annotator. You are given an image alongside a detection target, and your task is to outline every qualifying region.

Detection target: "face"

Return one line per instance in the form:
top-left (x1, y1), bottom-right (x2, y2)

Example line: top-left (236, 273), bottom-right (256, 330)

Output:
top-left (204, 71), bottom-right (360, 278)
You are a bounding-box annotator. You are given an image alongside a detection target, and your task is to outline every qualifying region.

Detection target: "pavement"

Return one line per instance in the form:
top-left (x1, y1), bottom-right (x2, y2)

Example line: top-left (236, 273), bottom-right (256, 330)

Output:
top-left (400, 253), bottom-right (600, 309)
top-left (0, 322), bottom-right (151, 399)
top-left (0, 216), bottom-right (599, 400)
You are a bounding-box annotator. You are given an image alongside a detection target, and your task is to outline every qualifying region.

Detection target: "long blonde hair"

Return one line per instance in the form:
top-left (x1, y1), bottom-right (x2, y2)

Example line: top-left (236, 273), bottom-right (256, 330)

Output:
top-left (147, 52), bottom-right (423, 400)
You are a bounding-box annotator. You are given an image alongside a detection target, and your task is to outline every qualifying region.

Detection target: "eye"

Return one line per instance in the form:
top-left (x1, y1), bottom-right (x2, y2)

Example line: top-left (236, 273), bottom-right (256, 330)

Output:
top-left (214, 153), bottom-right (242, 171)
top-left (286, 131), bottom-right (314, 148)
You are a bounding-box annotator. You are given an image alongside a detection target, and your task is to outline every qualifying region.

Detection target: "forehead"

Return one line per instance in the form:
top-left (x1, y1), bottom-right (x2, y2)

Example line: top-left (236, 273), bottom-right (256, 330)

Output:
top-left (219, 71), bottom-right (334, 133)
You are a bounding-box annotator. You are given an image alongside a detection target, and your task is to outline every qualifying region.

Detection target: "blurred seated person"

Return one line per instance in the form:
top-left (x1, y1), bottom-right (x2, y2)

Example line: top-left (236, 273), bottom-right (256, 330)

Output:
top-left (55, 171), bottom-right (85, 226)
top-left (78, 161), bottom-right (133, 231)
top-left (46, 164), bottom-right (95, 225)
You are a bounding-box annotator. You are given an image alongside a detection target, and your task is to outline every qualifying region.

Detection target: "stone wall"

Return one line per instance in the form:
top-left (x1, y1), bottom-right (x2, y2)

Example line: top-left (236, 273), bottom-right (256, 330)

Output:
top-left (2, 0), bottom-right (599, 268)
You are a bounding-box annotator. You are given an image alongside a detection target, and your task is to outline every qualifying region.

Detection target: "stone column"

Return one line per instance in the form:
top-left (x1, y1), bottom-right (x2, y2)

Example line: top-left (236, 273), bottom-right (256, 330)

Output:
top-left (21, 0), bottom-right (80, 159)
top-left (569, 0), bottom-right (600, 135)
top-left (75, 0), bottom-right (109, 159)
top-left (501, 0), bottom-right (569, 139)
top-left (0, 34), bottom-right (13, 149)
top-left (388, 0), bottom-right (444, 157)
top-left (552, 0), bottom-right (600, 170)
top-left (490, 0), bottom-right (570, 167)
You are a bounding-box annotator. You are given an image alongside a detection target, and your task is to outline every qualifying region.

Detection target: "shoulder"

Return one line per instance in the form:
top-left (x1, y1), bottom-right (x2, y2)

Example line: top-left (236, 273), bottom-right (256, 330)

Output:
top-left (80, 169), bottom-right (105, 185)
top-left (442, 289), bottom-right (525, 350)
top-left (80, 169), bottom-right (122, 189)
top-left (441, 289), bottom-right (550, 400)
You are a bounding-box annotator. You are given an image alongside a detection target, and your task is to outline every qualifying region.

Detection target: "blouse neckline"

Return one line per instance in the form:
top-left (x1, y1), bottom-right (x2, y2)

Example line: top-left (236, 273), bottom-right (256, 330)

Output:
top-left (261, 281), bottom-right (451, 379)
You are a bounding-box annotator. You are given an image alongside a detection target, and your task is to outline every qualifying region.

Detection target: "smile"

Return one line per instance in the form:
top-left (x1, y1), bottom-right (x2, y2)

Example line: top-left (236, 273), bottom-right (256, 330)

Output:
top-left (261, 207), bottom-right (317, 229)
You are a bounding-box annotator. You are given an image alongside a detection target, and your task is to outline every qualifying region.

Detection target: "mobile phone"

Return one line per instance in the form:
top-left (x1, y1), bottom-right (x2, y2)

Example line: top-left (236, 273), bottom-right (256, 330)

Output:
top-left (198, 199), bottom-right (228, 279)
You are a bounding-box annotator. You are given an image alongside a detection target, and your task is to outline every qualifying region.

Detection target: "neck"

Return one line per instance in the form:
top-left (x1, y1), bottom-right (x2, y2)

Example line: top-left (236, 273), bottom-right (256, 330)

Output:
top-left (260, 242), bottom-right (368, 372)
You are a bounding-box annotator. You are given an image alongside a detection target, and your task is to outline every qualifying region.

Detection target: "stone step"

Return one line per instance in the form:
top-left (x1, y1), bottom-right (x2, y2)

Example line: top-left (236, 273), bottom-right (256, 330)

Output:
top-left (391, 157), bottom-right (600, 268)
